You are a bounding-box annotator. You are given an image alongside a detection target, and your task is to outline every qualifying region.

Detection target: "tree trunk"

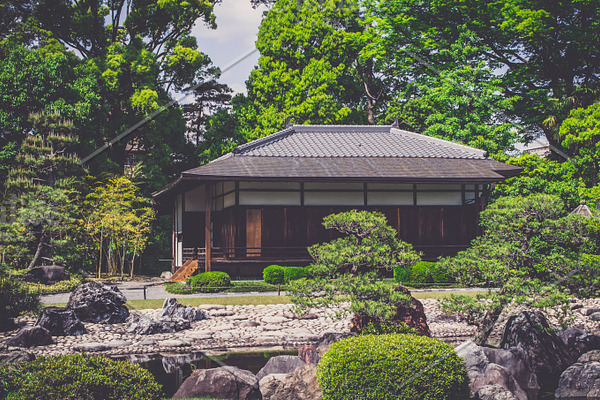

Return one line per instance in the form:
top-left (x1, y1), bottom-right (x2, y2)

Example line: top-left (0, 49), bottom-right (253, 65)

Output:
top-left (472, 302), bottom-right (505, 346)
top-left (28, 232), bottom-right (47, 270)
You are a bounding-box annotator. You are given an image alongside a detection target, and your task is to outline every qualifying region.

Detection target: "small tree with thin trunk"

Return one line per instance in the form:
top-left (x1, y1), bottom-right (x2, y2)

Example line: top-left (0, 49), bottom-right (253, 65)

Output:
top-left (439, 193), bottom-right (598, 345)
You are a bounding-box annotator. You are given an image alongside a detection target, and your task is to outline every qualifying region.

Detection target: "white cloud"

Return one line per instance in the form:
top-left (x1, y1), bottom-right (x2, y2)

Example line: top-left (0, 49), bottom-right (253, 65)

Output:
top-left (192, 0), bottom-right (266, 94)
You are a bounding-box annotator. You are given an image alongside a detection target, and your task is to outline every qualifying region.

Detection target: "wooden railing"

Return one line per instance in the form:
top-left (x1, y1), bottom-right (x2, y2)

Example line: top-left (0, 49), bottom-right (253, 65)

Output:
top-left (182, 246), bottom-right (310, 262)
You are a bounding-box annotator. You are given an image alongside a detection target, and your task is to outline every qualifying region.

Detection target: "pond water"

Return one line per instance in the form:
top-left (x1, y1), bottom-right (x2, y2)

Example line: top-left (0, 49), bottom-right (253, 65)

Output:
top-left (120, 350), bottom-right (298, 397)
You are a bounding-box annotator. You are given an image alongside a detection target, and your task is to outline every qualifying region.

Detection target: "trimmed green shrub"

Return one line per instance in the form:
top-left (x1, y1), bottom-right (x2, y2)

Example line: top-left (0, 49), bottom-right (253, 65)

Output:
top-left (0, 275), bottom-right (41, 331)
top-left (283, 266), bottom-right (308, 284)
top-left (394, 261), bottom-right (452, 285)
top-left (360, 321), bottom-right (419, 335)
top-left (263, 265), bottom-right (285, 285)
top-left (0, 353), bottom-right (162, 399)
top-left (317, 334), bottom-right (470, 400)
top-left (186, 271), bottom-right (232, 293)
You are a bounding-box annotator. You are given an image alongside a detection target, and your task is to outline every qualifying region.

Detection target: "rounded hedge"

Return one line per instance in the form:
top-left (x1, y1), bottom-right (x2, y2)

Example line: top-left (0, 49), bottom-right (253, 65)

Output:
top-left (186, 271), bottom-right (232, 292)
top-left (263, 265), bottom-right (285, 285)
top-left (317, 334), bottom-right (470, 400)
top-left (283, 266), bottom-right (309, 284)
top-left (0, 353), bottom-right (162, 400)
top-left (394, 261), bottom-right (452, 285)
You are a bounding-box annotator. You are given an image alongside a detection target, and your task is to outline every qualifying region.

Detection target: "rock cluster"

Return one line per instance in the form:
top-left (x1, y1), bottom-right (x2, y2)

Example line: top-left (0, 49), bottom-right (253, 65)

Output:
top-left (66, 281), bottom-right (129, 324)
top-left (555, 350), bottom-right (600, 399)
top-left (19, 265), bottom-right (69, 285)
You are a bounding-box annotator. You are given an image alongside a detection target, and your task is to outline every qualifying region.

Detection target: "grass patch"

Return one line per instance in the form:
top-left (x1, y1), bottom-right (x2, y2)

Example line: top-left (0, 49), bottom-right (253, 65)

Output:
top-left (164, 280), bottom-right (288, 295)
top-left (125, 295), bottom-right (292, 310)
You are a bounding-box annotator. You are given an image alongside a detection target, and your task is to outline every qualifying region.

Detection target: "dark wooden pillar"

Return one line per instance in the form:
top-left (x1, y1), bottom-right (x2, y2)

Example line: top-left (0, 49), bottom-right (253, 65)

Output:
top-left (205, 182), bottom-right (212, 272)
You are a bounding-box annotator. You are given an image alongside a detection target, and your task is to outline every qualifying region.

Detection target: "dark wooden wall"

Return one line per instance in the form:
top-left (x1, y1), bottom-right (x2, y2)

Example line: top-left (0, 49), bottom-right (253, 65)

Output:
top-left (180, 205), bottom-right (478, 259)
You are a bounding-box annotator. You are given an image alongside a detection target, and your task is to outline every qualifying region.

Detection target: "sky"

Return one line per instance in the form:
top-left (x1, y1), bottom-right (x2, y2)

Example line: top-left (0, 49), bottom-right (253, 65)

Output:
top-left (192, 1), bottom-right (267, 94)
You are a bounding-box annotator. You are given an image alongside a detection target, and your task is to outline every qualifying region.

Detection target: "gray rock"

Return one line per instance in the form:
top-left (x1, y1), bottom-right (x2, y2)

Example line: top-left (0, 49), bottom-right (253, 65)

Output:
top-left (74, 342), bottom-right (110, 352)
top-left (20, 265), bottom-right (69, 285)
top-left (555, 350), bottom-right (600, 399)
top-left (482, 347), bottom-right (539, 400)
top-left (475, 384), bottom-right (518, 400)
top-left (558, 328), bottom-right (600, 359)
top-left (161, 298), bottom-right (207, 321)
top-left (0, 350), bottom-right (35, 365)
top-left (455, 341), bottom-right (527, 400)
top-left (5, 326), bottom-right (52, 348)
top-left (160, 271), bottom-right (173, 279)
top-left (36, 307), bottom-right (86, 336)
top-left (270, 364), bottom-right (322, 400)
top-left (259, 374), bottom-right (287, 400)
top-left (238, 321), bottom-right (260, 328)
top-left (585, 308), bottom-right (600, 316)
top-left (66, 282), bottom-right (129, 324)
top-left (256, 355), bottom-right (306, 381)
top-left (590, 312), bottom-right (600, 322)
top-left (173, 366), bottom-right (261, 400)
top-left (125, 313), bottom-right (190, 335)
top-left (500, 311), bottom-right (574, 394)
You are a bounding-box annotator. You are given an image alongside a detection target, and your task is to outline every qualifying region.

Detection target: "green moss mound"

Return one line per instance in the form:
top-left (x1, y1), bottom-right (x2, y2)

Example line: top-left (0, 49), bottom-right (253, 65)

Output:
top-left (263, 265), bottom-right (285, 285)
top-left (317, 334), bottom-right (470, 400)
top-left (0, 353), bottom-right (162, 400)
top-left (186, 271), bottom-right (232, 293)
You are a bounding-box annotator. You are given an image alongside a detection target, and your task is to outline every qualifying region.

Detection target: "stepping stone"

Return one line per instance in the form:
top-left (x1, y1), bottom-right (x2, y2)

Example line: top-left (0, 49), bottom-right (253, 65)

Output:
top-left (262, 316), bottom-right (289, 324)
top-left (74, 342), bottom-right (110, 352)
top-left (157, 339), bottom-right (191, 347)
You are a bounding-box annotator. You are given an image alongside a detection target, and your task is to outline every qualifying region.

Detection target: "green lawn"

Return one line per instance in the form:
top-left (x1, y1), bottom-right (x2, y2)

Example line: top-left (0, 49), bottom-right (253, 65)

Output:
top-left (43, 290), bottom-right (488, 309)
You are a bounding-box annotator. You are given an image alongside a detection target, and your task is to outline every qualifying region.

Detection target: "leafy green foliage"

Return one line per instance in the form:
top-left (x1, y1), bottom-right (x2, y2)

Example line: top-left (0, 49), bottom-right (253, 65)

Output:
top-left (0, 353), bottom-right (162, 399)
top-left (83, 176), bottom-right (155, 278)
top-left (560, 102), bottom-right (600, 187)
top-left (439, 193), bottom-right (598, 344)
top-left (186, 271), bottom-right (232, 293)
top-left (289, 210), bottom-right (420, 322)
top-left (317, 334), bottom-right (470, 400)
top-left (394, 261), bottom-right (452, 286)
top-left (0, 274), bottom-right (41, 331)
top-left (283, 267), bottom-right (309, 284)
top-left (263, 265), bottom-right (285, 285)
top-left (360, 321), bottom-right (419, 336)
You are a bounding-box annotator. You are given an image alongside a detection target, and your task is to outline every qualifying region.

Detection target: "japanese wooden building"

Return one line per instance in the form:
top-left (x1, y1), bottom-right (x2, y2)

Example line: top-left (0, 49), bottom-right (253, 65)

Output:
top-left (153, 123), bottom-right (521, 278)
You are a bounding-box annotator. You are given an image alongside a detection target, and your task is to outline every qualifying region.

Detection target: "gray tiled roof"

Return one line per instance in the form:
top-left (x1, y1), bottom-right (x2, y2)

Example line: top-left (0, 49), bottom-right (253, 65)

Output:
top-left (233, 125), bottom-right (487, 159)
top-left (154, 124), bottom-right (522, 200)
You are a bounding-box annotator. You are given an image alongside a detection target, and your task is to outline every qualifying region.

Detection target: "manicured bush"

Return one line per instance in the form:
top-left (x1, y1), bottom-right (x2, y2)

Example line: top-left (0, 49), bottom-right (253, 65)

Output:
top-left (0, 275), bottom-right (41, 331)
top-left (283, 266), bottom-right (308, 284)
top-left (186, 271), bottom-right (232, 292)
top-left (317, 334), bottom-right (470, 400)
top-left (20, 274), bottom-right (85, 294)
top-left (360, 321), bottom-right (419, 335)
top-left (0, 353), bottom-right (162, 399)
top-left (263, 265), bottom-right (285, 285)
top-left (394, 261), bottom-right (452, 285)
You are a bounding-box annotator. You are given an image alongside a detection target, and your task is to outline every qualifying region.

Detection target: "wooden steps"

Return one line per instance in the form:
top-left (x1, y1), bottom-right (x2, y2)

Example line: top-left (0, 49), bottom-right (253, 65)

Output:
top-left (169, 259), bottom-right (200, 282)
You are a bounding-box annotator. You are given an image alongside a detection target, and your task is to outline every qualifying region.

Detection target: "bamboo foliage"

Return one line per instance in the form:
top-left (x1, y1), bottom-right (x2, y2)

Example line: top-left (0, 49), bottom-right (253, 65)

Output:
top-left (83, 177), bottom-right (155, 278)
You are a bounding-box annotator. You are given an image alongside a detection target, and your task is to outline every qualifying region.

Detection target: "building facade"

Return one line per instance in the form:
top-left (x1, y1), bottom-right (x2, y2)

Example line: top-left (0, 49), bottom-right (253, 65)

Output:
top-left (153, 124), bottom-right (521, 278)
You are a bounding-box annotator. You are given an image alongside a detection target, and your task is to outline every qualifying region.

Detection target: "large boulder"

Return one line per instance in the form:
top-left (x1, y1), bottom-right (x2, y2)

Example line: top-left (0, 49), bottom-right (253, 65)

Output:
top-left (298, 332), bottom-right (353, 365)
top-left (482, 347), bottom-right (539, 400)
top-left (456, 341), bottom-right (529, 400)
top-left (475, 384), bottom-right (518, 400)
top-left (20, 265), bottom-right (69, 285)
top-left (125, 313), bottom-right (190, 335)
top-left (36, 307), bottom-right (86, 336)
top-left (500, 311), bottom-right (575, 394)
top-left (256, 355), bottom-right (306, 381)
top-left (350, 286), bottom-right (431, 336)
top-left (269, 363), bottom-right (322, 400)
top-left (66, 282), bottom-right (129, 324)
top-left (555, 350), bottom-right (600, 399)
top-left (259, 374), bottom-right (287, 400)
top-left (5, 326), bottom-right (52, 347)
top-left (557, 327), bottom-right (600, 360)
top-left (172, 366), bottom-right (261, 400)
top-left (161, 298), bottom-right (207, 321)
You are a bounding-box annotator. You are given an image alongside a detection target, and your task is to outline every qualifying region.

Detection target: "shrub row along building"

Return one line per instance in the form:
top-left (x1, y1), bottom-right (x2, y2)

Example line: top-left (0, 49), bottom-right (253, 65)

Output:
top-left (153, 123), bottom-right (521, 278)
